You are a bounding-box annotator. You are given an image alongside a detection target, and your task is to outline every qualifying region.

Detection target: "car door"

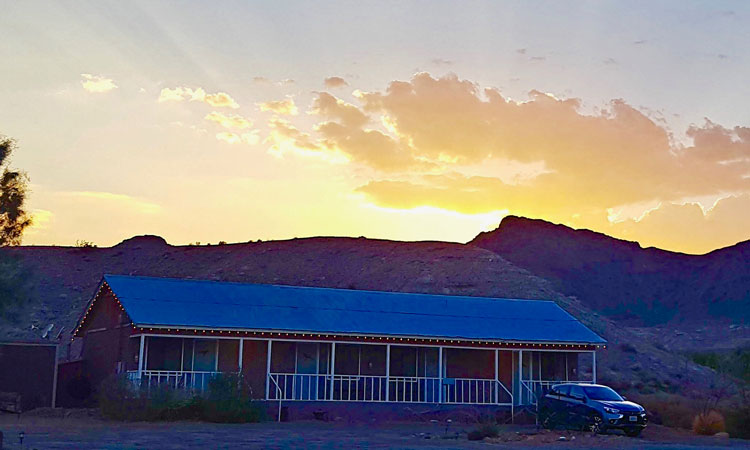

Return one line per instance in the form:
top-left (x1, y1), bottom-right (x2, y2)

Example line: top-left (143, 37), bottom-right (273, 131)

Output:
top-left (555, 385), bottom-right (573, 425)
top-left (568, 385), bottom-right (589, 426)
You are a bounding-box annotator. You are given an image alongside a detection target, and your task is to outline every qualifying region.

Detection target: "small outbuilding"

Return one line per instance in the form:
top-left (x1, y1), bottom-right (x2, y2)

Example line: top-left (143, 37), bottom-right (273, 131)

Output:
top-left (0, 340), bottom-right (58, 412)
top-left (73, 275), bottom-right (606, 411)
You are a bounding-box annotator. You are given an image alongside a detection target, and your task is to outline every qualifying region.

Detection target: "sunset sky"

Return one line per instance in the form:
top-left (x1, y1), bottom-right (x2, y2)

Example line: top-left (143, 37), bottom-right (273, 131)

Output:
top-left (2, 1), bottom-right (749, 254)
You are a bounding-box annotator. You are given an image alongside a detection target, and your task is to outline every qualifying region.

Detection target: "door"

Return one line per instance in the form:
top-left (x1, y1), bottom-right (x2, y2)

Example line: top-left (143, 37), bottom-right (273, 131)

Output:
top-left (296, 343), bottom-right (319, 400)
top-left (193, 340), bottom-right (217, 371)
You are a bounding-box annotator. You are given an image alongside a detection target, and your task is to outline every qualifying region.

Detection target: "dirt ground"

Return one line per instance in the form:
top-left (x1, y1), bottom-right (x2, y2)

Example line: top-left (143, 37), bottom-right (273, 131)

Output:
top-left (1, 412), bottom-right (748, 450)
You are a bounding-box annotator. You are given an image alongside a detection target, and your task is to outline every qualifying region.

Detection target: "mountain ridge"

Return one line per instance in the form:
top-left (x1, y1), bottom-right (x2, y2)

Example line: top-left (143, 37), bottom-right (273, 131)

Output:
top-left (471, 215), bottom-right (750, 327)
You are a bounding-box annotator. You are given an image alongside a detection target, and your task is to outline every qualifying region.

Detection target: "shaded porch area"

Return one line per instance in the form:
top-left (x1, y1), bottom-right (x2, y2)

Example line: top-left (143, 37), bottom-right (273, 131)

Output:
top-left (125, 335), bottom-right (596, 409)
top-left (267, 341), bottom-right (513, 406)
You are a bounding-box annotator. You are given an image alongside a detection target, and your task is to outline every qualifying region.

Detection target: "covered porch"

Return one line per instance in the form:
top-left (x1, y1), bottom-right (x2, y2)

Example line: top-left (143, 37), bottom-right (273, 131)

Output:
top-left (126, 334), bottom-right (597, 408)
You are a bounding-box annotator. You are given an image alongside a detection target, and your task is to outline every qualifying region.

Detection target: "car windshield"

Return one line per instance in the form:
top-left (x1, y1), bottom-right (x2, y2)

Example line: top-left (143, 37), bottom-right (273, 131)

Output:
top-left (583, 386), bottom-right (623, 401)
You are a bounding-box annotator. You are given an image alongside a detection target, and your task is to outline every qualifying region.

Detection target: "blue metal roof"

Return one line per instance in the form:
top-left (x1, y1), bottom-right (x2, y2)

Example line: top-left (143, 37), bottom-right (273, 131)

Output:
top-left (103, 275), bottom-right (605, 344)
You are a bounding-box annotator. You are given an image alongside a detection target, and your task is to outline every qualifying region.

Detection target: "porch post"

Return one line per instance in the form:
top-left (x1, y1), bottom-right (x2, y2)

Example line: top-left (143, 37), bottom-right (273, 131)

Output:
top-left (385, 344), bottom-right (391, 402)
top-left (437, 346), bottom-right (443, 403)
top-left (592, 350), bottom-right (597, 383)
top-left (191, 339), bottom-right (196, 371)
top-left (238, 339), bottom-right (244, 372)
top-left (494, 349), bottom-right (499, 404)
top-left (518, 350), bottom-right (522, 405)
top-left (265, 340), bottom-right (272, 400)
top-left (329, 342), bottom-right (336, 400)
top-left (214, 340), bottom-right (219, 372)
top-left (538, 352), bottom-right (541, 381)
top-left (137, 335), bottom-right (145, 377)
top-left (144, 336), bottom-right (149, 371)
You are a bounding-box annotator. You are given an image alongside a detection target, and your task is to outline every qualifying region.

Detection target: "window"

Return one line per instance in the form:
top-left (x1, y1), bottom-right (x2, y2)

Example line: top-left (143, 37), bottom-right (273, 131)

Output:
top-left (583, 386), bottom-right (623, 401)
top-left (569, 385), bottom-right (585, 400)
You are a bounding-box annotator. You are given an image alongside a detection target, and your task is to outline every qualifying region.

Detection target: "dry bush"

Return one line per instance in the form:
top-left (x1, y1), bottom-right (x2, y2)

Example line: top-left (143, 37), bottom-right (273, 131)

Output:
top-left (692, 410), bottom-right (725, 435)
top-left (632, 393), bottom-right (695, 429)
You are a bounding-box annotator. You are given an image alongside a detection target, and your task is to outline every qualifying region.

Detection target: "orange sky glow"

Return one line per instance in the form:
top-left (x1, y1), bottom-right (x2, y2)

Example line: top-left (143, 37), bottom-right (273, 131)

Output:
top-left (2, 2), bottom-right (749, 254)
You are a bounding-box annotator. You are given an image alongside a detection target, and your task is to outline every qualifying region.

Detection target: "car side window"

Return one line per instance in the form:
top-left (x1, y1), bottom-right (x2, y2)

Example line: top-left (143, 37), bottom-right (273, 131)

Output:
top-left (569, 385), bottom-right (585, 400)
top-left (558, 385), bottom-right (571, 397)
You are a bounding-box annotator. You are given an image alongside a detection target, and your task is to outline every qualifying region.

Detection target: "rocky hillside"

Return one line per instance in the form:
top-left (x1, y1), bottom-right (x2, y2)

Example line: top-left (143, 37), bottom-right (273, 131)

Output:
top-left (1, 235), bottom-right (562, 342)
top-left (472, 216), bottom-right (750, 331)
top-left (0, 231), bottom-right (727, 394)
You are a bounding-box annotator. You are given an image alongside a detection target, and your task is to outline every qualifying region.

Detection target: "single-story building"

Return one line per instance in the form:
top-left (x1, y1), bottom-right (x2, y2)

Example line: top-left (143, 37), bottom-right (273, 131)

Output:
top-left (73, 275), bottom-right (606, 414)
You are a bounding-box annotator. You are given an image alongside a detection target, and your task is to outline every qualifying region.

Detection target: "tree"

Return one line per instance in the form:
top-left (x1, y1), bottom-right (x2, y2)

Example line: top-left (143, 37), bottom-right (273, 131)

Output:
top-left (0, 135), bottom-right (32, 317)
top-left (0, 136), bottom-right (32, 245)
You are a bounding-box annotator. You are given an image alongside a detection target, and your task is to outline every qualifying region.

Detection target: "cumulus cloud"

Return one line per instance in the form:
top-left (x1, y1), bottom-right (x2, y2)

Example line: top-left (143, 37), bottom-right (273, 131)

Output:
top-left (80, 74), bottom-right (118, 93)
top-left (355, 74), bottom-right (748, 204)
top-left (258, 97), bottom-right (298, 115)
top-left (158, 86), bottom-right (239, 108)
top-left (268, 72), bottom-right (749, 252)
top-left (265, 117), bottom-right (347, 163)
top-left (324, 76), bottom-right (349, 88)
top-left (204, 111), bottom-right (252, 129)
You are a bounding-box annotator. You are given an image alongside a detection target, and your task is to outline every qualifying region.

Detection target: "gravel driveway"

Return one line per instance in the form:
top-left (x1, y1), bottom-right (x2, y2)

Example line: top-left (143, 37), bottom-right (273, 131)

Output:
top-left (0, 415), bottom-right (747, 449)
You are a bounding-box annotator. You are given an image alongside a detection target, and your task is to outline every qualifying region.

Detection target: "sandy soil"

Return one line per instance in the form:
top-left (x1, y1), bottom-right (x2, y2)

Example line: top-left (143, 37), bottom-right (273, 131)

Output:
top-left (0, 413), bottom-right (747, 450)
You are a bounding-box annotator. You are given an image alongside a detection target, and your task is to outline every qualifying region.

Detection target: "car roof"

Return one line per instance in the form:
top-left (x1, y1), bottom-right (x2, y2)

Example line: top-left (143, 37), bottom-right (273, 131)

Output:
top-left (551, 383), bottom-right (611, 389)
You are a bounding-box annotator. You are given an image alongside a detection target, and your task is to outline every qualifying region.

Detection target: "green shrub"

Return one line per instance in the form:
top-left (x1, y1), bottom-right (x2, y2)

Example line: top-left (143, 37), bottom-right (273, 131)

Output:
top-left (98, 374), bottom-right (263, 423)
top-left (201, 373), bottom-right (263, 423)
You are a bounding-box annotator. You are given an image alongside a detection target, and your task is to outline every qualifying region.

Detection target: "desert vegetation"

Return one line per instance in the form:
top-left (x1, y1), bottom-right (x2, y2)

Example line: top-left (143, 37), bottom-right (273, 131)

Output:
top-left (0, 134), bottom-right (33, 317)
top-left (98, 374), bottom-right (264, 423)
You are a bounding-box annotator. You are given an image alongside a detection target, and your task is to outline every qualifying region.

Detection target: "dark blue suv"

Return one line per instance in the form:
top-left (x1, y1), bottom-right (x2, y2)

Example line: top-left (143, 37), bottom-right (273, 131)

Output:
top-left (538, 383), bottom-right (647, 437)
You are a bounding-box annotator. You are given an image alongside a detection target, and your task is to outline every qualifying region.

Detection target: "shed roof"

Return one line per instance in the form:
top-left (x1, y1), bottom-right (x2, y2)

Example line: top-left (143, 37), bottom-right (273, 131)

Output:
top-left (101, 275), bottom-right (605, 344)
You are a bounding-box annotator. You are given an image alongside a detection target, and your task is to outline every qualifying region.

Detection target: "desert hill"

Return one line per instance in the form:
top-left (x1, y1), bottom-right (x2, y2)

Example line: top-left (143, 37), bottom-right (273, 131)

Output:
top-left (472, 216), bottom-right (750, 330)
top-left (0, 217), bottom-right (744, 394)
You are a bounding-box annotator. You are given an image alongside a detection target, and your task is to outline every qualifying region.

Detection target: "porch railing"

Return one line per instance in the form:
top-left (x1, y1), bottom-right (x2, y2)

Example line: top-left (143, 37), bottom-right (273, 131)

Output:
top-left (268, 373), bottom-right (511, 405)
top-left (444, 378), bottom-right (512, 405)
top-left (126, 370), bottom-right (222, 393)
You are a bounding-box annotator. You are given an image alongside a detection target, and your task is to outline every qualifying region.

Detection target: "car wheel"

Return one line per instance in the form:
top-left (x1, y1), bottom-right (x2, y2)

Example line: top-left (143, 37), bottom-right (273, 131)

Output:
top-left (586, 413), bottom-right (604, 434)
top-left (624, 427), bottom-right (642, 437)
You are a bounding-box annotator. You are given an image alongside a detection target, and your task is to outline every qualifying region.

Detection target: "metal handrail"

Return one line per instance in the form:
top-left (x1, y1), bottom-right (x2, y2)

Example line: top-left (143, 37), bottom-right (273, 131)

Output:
top-left (267, 374), bottom-right (284, 422)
